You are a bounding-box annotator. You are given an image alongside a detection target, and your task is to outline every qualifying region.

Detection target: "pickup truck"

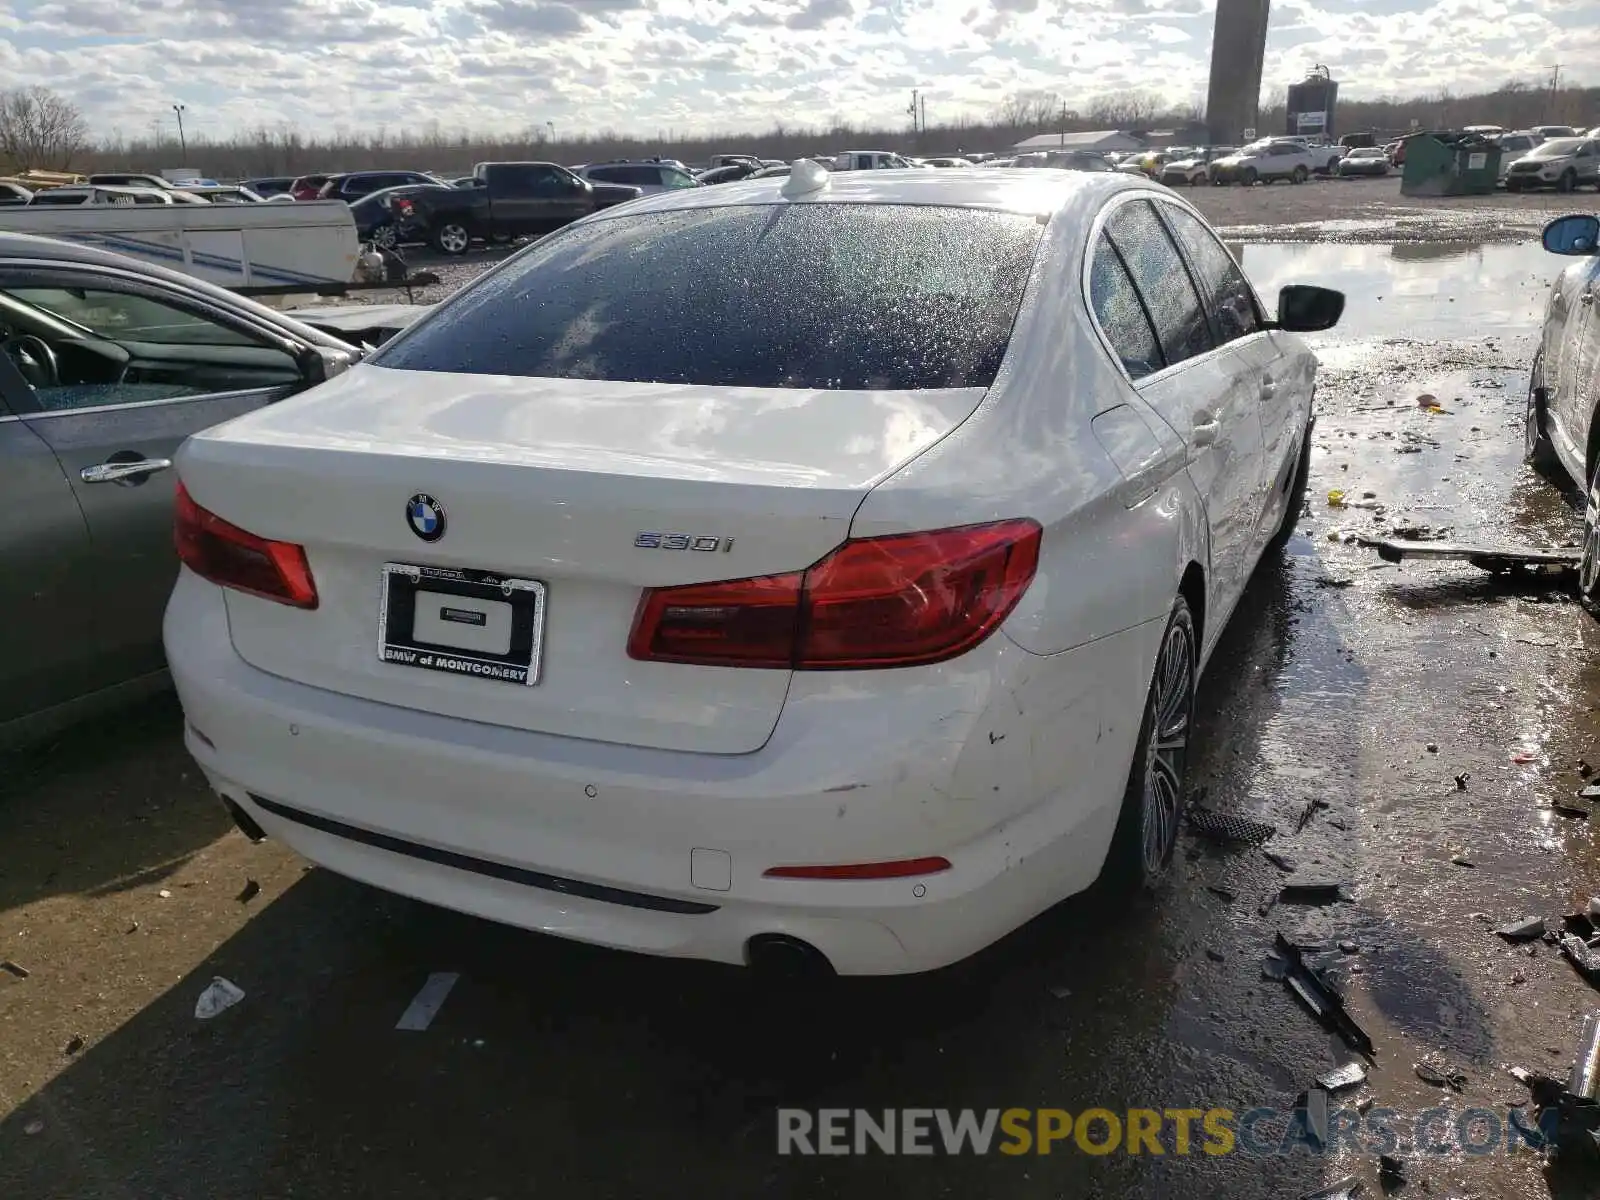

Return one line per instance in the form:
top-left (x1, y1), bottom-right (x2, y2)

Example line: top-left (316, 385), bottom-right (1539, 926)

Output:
top-left (407, 161), bottom-right (643, 255)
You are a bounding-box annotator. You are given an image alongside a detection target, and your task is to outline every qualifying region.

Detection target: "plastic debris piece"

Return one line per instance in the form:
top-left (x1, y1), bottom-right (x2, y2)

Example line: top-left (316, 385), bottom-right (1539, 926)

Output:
top-left (236, 879), bottom-right (261, 904)
top-left (1, 959), bottom-right (29, 979)
top-left (1508, 1106), bottom-right (1546, 1147)
top-left (1265, 850), bottom-right (1298, 872)
top-left (1415, 1058), bottom-right (1466, 1090)
top-left (1327, 489), bottom-right (1348, 508)
top-left (1186, 805), bottom-right (1276, 846)
top-left (1300, 1177), bottom-right (1364, 1200)
top-left (1317, 1061), bottom-right (1369, 1092)
top-left (157, 889), bottom-right (172, 899)
top-left (1275, 934), bottom-right (1376, 1058)
top-left (63, 1035), bottom-right (84, 1056)
top-left (1207, 885), bottom-right (1237, 903)
top-left (1281, 881), bottom-right (1352, 905)
top-left (1570, 1010), bottom-right (1600, 1100)
top-left (1046, 982), bottom-right (1072, 1000)
top-left (1580, 784), bottom-right (1600, 800)
top-left (1497, 916), bottom-right (1549, 942)
top-left (1206, 948), bottom-right (1226, 963)
top-left (194, 976), bottom-right (245, 1019)
top-left (1561, 935), bottom-right (1600, 986)
top-left (1511, 752), bottom-right (1537, 765)
top-left (23, 1119), bottom-right (43, 1136)
top-left (1455, 773), bottom-right (1470, 790)
top-left (1263, 953), bottom-right (1290, 981)
top-left (1378, 1153), bottom-right (1405, 1182)
top-left (1339, 940), bottom-right (1360, 954)
top-left (1451, 856), bottom-right (1475, 868)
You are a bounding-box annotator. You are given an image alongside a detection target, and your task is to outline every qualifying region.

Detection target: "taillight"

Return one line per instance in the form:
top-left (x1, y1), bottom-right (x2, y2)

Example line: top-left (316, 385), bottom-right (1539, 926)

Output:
top-left (627, 519), bottom-right (1040, 670)
top-left (174, 482), bottom-right (318, 609)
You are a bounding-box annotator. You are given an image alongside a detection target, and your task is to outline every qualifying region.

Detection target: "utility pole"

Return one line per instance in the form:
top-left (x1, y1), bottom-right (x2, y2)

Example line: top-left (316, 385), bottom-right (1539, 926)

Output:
top-left (919, 93), bottom-right (926, 135)
top-left (1546, 65), bottom-right (1561, 122)
top-left (172, 103), bottom-right (187, 164)
top-left (547, 120), bottom-right (555, 142)
top-left (1060, 100), bottom-right (1068, 148)
top-left (909, 89), bottom-right (919, 133)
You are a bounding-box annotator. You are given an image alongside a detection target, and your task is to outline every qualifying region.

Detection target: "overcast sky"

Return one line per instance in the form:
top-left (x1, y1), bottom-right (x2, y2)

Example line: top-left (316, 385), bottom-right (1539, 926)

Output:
top-left (2, 0), bottom-right (1595, 141)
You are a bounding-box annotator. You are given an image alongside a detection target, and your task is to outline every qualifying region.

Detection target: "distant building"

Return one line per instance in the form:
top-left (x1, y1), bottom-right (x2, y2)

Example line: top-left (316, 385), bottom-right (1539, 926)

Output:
top-left (1010, 130), bottom-right (1145, 154)
top-left (1206, 0), bottom-right (1270, 145)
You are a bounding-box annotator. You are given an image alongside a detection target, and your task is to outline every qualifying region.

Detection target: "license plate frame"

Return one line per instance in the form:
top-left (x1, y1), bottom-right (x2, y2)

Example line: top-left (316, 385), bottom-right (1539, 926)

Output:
top-left (378, 562), bottom-right (546, 687)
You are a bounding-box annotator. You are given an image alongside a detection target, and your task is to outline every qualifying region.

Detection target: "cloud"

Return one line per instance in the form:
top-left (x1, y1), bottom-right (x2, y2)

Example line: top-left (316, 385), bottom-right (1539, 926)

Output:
top-left (785, 0), bottom-right (854, 29)
top-left (2, 0), bottom-right (1597, 142)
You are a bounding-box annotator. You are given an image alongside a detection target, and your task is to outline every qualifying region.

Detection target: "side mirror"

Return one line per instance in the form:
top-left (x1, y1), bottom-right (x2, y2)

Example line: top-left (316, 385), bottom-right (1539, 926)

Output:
top-left (1276, 284), bottom-right (1345, 333)
top-left (1543, 214), bottom-right (1600, 255)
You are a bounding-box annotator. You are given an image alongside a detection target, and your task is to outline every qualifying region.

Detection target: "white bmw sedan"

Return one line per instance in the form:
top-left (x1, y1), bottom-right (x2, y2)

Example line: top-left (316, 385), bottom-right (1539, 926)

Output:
top-left (164, 163), bottom-right (1343, 975)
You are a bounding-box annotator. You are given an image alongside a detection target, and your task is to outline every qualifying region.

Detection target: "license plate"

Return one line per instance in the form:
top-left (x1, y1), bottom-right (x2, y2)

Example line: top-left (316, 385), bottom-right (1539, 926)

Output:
top-left (378, 563), bottom-right (546, 686)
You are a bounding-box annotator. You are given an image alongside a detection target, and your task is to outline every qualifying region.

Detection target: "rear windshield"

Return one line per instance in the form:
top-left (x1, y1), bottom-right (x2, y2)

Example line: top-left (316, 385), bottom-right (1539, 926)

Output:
top-left (373, 203), bottom-right (1043, 390)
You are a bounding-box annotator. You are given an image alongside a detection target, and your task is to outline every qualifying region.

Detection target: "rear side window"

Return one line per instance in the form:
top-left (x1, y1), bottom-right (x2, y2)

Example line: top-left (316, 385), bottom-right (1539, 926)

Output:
top-left (1104, 201), bottom-right (1214, 368)
top-left (1089, 235), bottom-right (1162, 379)
top-left (374, 204), bottom-right (1043, 390)
top-left (1158, 204), bottom-right (1262, 345)
top-left (585, 166), bottom-right (621, 183)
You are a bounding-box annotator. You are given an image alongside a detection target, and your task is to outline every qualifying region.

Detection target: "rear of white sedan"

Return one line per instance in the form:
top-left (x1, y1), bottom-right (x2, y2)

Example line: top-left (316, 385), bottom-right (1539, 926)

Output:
top-left (164, 167), bottom-right (1320, 974)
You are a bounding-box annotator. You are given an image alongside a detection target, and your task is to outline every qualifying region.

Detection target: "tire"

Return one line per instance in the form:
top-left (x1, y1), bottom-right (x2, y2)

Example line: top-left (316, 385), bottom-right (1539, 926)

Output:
top-left (432, 221), bottom-right (471, 255)
top-left (1291, 165), bottom-right (1309, 184)
top-left (1559, 170), bottom-right (1577, 194)
top-left (1268, 416), bottom-right (1315, 553)
top-left (1582, 460), bottom-right (1600, 617)
top-left (369, 224), bottom-right (398, 250)
top-left (1240, 167), bottom-right (1257, 186)
top-left (489, 232), bottom-right (514, 245)
top-left (1105, 597), bottom-right (1197, 890)
top-left (1525, 351), bottom-right (1562, 480)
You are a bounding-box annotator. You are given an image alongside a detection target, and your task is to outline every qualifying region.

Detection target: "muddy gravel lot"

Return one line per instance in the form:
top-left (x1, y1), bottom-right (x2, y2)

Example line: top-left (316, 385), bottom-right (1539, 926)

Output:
top-left (3, 182), bottom-right (1600, 1200)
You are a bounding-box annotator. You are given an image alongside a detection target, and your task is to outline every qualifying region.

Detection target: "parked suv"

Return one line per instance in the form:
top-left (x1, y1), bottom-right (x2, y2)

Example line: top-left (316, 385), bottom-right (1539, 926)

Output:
top-left (1505, 138), bottom-right (1600, 192)
top-left (318, 171), bottom-right (448, 201)
top-left (576, 161), bottom-right (701, 193)
top-left (1210, 140), bottom-right (1318, 185)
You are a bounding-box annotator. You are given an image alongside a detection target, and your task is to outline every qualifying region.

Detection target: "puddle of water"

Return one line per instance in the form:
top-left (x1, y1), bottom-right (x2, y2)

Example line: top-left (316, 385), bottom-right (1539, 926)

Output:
top-left (1233, 242), bottom-right (1555, 340)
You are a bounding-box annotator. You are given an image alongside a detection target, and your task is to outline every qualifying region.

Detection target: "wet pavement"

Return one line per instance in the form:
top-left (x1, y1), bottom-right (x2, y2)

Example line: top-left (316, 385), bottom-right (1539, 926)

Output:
top-left (4, 235), bottom-right (1600, 1200)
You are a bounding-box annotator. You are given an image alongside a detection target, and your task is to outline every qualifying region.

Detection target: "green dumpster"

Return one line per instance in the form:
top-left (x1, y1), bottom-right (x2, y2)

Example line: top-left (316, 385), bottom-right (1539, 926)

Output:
top-left (1400, 135), bottom-right (1502, 196)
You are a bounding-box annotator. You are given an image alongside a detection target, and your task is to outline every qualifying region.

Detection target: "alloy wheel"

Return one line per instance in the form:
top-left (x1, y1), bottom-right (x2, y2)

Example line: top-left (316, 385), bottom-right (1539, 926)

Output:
top-left (438, 224), bottom-right (469, 253)
top-left (1524, 354), bottom-right (1542, 459)
top-left (1141, 619), bottom-right (1194, 877)
top-left (371, 225), bottom-right (398, 249)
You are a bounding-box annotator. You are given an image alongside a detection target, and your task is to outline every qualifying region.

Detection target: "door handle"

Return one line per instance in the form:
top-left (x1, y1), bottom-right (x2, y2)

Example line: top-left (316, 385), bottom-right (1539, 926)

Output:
top-left (1260, 375), bottom-right (1277, 399)
top-left (80, 458), bottom-right (172, 484)
top-left (1191, 412), bottom-right (1221, 447)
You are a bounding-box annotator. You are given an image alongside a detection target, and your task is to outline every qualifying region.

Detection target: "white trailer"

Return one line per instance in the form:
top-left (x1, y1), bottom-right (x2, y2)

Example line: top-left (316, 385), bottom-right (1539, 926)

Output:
top-left (0, 196), bottom-right (360, 289)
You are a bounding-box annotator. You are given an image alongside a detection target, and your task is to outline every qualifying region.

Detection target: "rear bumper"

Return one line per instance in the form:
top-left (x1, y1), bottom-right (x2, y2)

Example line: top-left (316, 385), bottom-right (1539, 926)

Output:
top-left (165, 569), bottom-right (1159, 974)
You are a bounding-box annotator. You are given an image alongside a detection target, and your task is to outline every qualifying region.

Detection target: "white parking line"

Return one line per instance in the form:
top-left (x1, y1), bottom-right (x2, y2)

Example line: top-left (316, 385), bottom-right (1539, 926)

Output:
top-left (395, 971), bottom-right (460, 1031)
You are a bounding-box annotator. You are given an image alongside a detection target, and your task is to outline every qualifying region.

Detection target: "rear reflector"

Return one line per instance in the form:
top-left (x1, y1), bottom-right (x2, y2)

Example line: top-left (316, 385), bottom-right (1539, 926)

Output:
top-left (764, 857), bottom-right (952, 880)
top-left (627, 519), bottom-right (1041, 670)
top-left (174, 481), bottom-right (318, 609)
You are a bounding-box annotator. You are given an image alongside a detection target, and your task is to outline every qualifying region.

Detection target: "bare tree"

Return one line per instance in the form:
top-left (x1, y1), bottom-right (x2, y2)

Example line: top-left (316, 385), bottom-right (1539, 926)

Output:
top-left (0, 86), bottom-right (90, 170)
top-left (1088, 89), bottom-right (1163, 128)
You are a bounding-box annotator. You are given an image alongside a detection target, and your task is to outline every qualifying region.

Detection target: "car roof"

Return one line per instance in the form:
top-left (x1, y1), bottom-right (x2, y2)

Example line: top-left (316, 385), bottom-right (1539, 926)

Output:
top-left (575, 167), bottom-right (1149, 221)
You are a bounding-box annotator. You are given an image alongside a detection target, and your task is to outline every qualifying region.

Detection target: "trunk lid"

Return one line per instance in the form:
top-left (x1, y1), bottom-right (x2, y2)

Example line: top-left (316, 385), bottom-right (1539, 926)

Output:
top-left (178, 365), bottom-right (986, 754)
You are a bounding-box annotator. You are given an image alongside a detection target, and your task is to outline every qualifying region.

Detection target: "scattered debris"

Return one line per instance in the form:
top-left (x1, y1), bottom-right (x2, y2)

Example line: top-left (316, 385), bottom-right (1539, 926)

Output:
top-left (1451, 856), bottom-right (1475, 868)
top-left (1508, 1105), bottom-right (1546, 1147)
top-left (1582, 785), bottom-right (1600, 801)
top-left (236, 879), bottom-right (261, 904)
top-left (1300, 1177), bottom-right (1364, 1200)
top-left (1317, 1061), bottom-right (1369, 1092)
top-left (1265, 850), bottom-right (1298, 873)
top-left (1511, 1012), bottom-right (1600, 1162)
top-left (194, 976), bottom-right (246, 1019)
top-left (63, 1035), bottom-right (84, 1056)
top-left (1263, 953), bottom-right (1291, 982)
top-left (1, 959), bottom-right (29, 979)
top-left (1581, 760), bottom-right (1594, 777)
top-left (1511, 753), bottom-right (1537, 765)
top-left (1368, 538), bottom-right (1579, 575)
top-left (1314, 576), bottom-right (1356, 588)
top-left (1425, 743), bottom-right (1438, 753)
top-left (1205, 948), bottom-right (1226, 963)
top-left (23, 1119), bottom-right (43, 1136)
top-left (1548, 802), bottom-right (1591, 819)
top-left (1046, 982), bottom-right (1072, 1000)
top-left (1273, 934), bottom-right (1376, 1057)
top-left (157, 889), bottom-right (172, 899)
top-left (1378, 1153), bottom-right (1406, 1183)
top-left (396, 971), bottom-right (462, 1031)
top-left (1281, 881), bottom-right (1353, 905)
top-left (1206, 885), bottom-right (1237, 903)
top-left (1454, 773), bottom-right (1470, 791)
top-left (1185, 802), bottom-right (1276, 846)
top-left (1415, 1058), bottom-right (1466, 1091)
top-left (1496, 916), bottom-right (1549, 943)
top-left (1338, 940), bottom-right (1360, 955)
top-left (1560, 934), bottom-right (1600, 986)
top-left (1296, 797), bottom-right (1332, 832)
top-left (125, 921), bottom-right (139, 935)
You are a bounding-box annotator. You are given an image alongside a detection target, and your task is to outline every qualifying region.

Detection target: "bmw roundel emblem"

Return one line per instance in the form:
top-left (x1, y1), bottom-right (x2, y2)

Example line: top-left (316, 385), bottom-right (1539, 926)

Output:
top-left (405, 493), bottom-right (445, 542)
